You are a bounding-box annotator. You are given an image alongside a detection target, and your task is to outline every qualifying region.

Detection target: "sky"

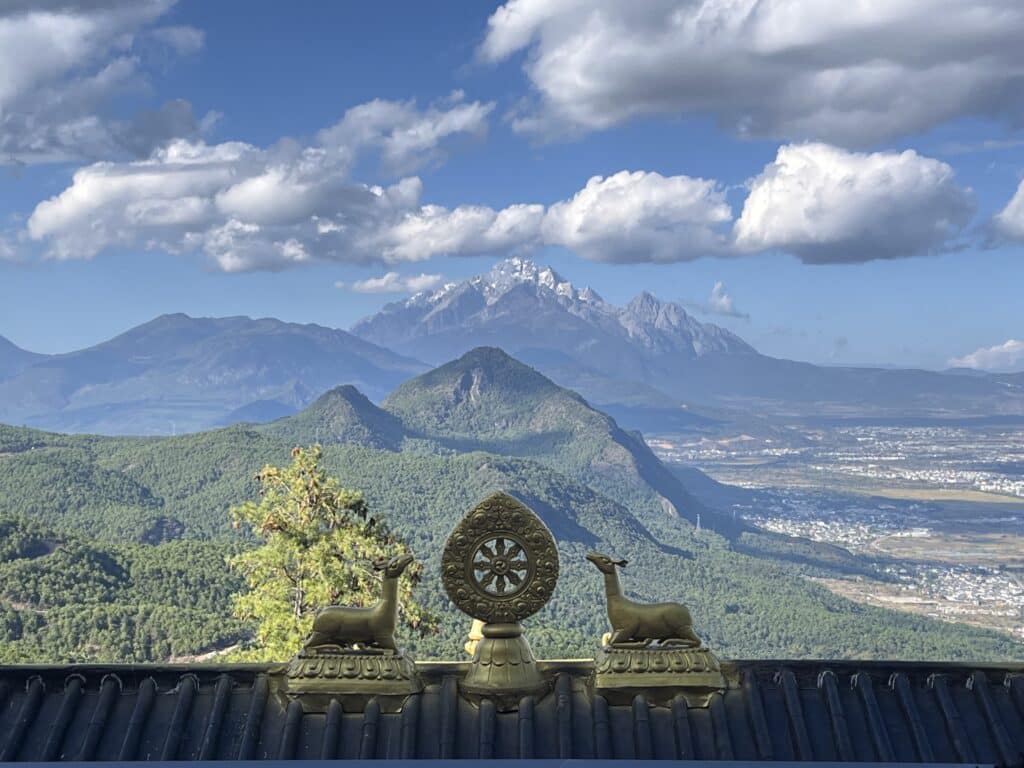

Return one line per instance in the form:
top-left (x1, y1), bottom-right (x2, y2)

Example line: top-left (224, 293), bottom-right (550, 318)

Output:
top-left (0, 0), bottom-right (1022, 371)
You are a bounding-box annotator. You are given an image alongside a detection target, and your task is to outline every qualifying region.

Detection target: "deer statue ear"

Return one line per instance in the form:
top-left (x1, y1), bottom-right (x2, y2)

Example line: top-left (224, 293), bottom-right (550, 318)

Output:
top-left (614, 558), bottom-right (629, 568)
top-left (372, 556), bottom-right (388, 571)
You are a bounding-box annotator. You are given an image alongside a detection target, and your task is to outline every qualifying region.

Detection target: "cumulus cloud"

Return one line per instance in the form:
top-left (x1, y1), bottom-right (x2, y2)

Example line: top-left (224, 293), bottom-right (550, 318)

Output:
top-left (993, 179), bottom-right (1024, 242)
top-left (318, 91), bottom-right (494, 173)
top-left (734, 144), bottom-right (974, 263)
top-left (369, 170), bottom-right (733, 264)
top-left (541, 170), bottom-right (731, 262)
top-left (706, 281), bottom-right (747, 319)
top-left (337, 272), bottom-right (445, 294)
top-left (374, 203), bottom-right (545, 263)
top-left (0, 0), bottom-right (210, 164)
top-left (25, 94), bottom-right (500, 271)
top-left (481, 0), bottom-right (1024, 144)
top-left (949, 340), bottom-right (1024, 372)
top-left (686, 280), bottom-right (748, 318)
top-left (27, 137), bottom-right (977, 270)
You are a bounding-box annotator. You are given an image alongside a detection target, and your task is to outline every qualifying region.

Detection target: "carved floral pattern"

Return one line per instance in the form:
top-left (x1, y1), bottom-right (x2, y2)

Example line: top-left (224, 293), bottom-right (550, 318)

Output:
top-left (286, 650), bottom-right (419, 681)
top-left (594, 646), bottom-right (721, 676)
top-left (442, 492), bottom-right (558, 623)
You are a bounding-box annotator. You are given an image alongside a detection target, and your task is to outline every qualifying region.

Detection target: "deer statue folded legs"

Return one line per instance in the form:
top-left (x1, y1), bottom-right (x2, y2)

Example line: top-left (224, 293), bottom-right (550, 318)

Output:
top-left (302, 553), bottom-right (414, 653)
top-left (586, 551), bottom-right (702, 648)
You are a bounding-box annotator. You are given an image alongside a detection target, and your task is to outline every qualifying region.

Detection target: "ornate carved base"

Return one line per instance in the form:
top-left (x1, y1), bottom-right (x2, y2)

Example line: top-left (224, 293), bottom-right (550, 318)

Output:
top-left (284, 647), bottom-right (422, 713)
top-left (460, 622), bottom-right (549, 710)
top-left (594, 644), bottom-right (727, 707)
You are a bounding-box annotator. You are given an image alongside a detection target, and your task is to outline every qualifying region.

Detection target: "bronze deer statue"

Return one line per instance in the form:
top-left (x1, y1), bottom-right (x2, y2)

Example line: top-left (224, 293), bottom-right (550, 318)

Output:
top-left (586, 552), bottom-right (702, 648)
top-left (302, 553), bottom-right (415, 652)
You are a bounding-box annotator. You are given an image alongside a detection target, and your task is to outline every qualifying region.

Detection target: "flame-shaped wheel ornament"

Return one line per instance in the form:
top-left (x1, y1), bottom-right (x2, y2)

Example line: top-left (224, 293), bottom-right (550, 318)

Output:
top-left (442, 492), bottom-right (559, 624)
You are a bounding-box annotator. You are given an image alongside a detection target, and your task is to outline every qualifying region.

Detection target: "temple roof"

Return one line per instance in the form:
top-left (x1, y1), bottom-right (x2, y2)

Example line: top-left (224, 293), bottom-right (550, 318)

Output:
top-left (1, 658), bottom-right (1022, 764)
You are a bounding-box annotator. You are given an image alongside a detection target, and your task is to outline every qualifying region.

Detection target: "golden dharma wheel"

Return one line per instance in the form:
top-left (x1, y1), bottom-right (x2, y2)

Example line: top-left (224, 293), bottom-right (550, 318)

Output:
top-left (441, 492), bottom-right (559, 624)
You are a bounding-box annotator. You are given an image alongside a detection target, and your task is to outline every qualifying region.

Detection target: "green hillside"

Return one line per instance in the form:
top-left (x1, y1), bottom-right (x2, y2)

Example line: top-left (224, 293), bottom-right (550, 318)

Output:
top-left (384, 347), bottom-right (739, 535)
top-left (260, 385), bottom-right (406, 450)
top-left (1, 419), bottom-right (1020, 664)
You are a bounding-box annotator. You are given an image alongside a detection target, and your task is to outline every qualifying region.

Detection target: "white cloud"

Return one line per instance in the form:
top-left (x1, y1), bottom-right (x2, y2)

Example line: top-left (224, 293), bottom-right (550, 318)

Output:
top-left (734, 143), bottom-right (974, 263)
top-left (949, 340), bottom-right (1024, 372)
top-left (25, 93), bottom-right (500, 271)
top-left (374, 203), bottom-right (545, 263)
top-left (993, 179), bottom-right (1024, 242)
top-left (27, 135), bottom-right (976, 270)
top-left (148, 25), bottom-right (204, 56)
top-left (370, 169), bottom-right (732, 265)
top-left (707, 281), bottom-right (746, 319)
top-left (318, 92), bottom-right (494, 173)
top-left (337, 272), bottom-right (445, 294)
top-left (481, 0), bottom-right (1024, 144)
top-left (686, 280), bottom-right (748, 318)
top-left (541, 170), bottom-right (732, 262)
top-left (0, 1), bottom-right (209, 164)
top-left (0, 237), bottom-right (17, 262)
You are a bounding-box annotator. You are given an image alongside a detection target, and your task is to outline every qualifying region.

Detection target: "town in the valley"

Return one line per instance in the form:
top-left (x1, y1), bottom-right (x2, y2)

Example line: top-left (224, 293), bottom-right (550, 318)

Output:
top-left (649, 422), bottom-right (1024, 640)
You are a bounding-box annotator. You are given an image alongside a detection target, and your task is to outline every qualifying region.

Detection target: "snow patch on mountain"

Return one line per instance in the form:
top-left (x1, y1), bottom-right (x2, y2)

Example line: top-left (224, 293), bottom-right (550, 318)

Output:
top-left (352, 256), bottom-right (753, 359)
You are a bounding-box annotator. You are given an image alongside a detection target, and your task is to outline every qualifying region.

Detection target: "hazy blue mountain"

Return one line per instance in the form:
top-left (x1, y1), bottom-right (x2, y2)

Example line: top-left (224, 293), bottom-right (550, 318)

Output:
top-left (0, 335), bottom-right (44, 380)
top-left (0, 314), bottom-right (426, 435)
top-left (352, 257), bottom-right (1024, 418)
top-left (352, 257), bottom-right (753, 381)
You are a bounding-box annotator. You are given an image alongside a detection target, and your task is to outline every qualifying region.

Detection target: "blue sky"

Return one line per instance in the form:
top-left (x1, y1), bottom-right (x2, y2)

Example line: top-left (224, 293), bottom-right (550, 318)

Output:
top-left (1, 0), bottom-right (1022, 370)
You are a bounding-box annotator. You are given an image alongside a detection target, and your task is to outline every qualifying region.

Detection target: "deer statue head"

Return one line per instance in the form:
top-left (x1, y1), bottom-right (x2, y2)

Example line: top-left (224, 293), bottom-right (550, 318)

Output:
top-left (586, 551), bottom-right (628, 575)
top-left (372, 552), bottom-right (416, 578)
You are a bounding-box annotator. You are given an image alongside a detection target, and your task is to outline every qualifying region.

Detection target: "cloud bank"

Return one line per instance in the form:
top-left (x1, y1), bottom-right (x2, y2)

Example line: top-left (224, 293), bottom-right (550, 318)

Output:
top-left (26, 95), bottom-right (496, 271)
top-left (481, 0), bottom-right (1024, 144)
top-left (26, 139), bottom-right (978, 270)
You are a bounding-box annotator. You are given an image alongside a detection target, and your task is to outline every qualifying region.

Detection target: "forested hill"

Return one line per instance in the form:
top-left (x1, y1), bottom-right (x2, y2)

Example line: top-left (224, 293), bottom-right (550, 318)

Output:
top-left (1, 419), bottom-right (1021, 665)
top-left (378, 346), bottom-right (740, 535)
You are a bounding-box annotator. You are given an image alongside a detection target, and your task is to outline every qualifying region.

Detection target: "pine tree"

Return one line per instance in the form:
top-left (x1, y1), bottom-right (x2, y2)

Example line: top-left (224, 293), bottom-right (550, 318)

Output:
top-left (228, 445), bottom-right (434, 660)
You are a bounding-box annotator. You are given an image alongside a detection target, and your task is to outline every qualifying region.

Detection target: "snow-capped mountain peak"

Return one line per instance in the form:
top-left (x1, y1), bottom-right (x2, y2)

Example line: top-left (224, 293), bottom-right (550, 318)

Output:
top-left (350, 257), bottom-right (755, 364)
top-left (471, 256), bottom-right (578, 304)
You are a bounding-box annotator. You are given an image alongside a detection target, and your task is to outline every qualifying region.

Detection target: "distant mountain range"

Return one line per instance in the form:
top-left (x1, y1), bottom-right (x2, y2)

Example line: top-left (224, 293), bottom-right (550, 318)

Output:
top-left (0, 335), bottom-right (44, 380)
top-left (353, 257), bottom-right (1024, 418)
top-left (0, 314), bottom-right (425, 435)
top-left (4, 347), bottom-right (1017, 661)
top-left (2, 257), bottom-right (1021, 435)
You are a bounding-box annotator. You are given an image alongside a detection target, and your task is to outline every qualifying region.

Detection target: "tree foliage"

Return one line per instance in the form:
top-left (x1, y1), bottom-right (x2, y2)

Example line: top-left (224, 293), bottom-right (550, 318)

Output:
top-left (228, 446), bottom-right (435, 660)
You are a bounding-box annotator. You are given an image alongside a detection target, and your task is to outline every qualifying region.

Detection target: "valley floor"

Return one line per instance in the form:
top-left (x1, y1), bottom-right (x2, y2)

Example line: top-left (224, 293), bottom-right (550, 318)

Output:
top-left (651, 422), bottom-right (1024, 642)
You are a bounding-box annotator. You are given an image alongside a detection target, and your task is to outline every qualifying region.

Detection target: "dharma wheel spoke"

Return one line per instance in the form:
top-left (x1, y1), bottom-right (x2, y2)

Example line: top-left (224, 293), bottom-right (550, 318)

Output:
top-left (466, 533), bottom-right (535, 597)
